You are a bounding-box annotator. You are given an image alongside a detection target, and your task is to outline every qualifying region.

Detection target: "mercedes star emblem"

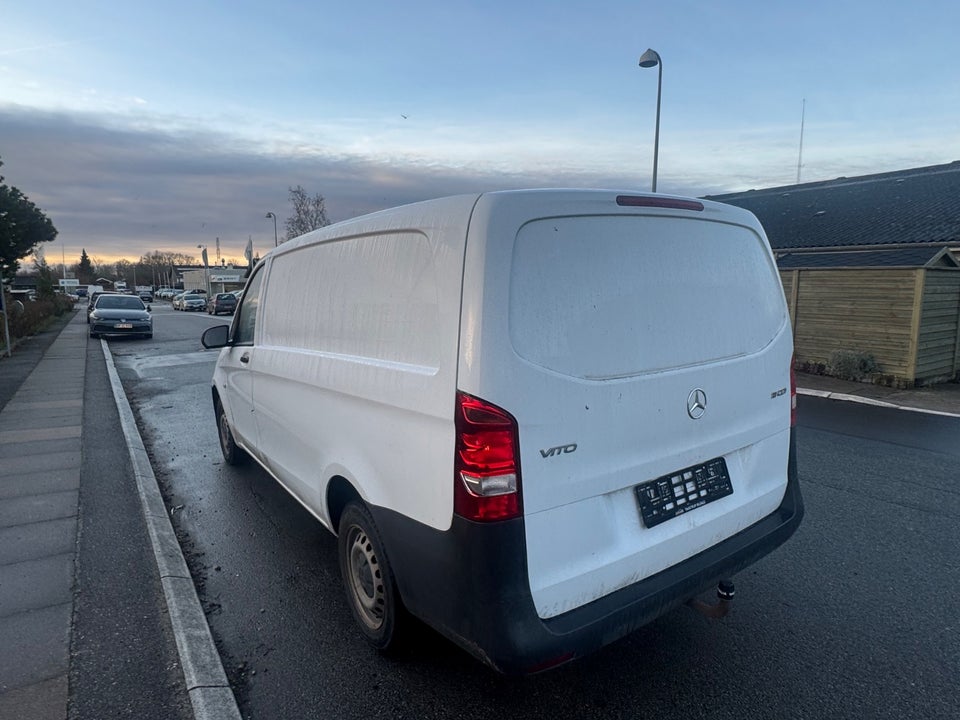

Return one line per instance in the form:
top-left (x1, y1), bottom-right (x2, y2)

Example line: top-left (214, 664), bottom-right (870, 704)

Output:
top-left (687, 388), bottom-right (707, 419)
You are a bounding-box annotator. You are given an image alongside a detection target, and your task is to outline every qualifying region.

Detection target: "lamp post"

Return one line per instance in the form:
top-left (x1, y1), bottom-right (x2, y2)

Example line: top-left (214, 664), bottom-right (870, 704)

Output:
top-left (197, 244), bottom-right (211, 297)
top-left (265, 212), bottom-right (279, 247)
top-left (638, 48), bottom-right (663, 193)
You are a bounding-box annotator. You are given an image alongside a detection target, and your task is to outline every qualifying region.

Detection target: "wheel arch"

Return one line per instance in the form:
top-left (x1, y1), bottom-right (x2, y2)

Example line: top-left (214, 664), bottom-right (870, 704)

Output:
top-left (327, 475), bottom-right (363, 534)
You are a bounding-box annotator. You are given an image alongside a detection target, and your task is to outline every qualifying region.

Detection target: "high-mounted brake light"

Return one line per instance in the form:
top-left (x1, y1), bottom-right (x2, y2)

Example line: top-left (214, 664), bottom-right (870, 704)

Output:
top-left (454, 392), bottom-right (522, 522)
top-left (616, 195), bottom-right (704, 211)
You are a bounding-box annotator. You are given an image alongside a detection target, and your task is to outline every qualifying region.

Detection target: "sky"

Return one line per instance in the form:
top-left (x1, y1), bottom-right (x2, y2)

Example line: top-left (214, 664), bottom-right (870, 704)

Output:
top-left (2, 0), bottom-right (959, 267)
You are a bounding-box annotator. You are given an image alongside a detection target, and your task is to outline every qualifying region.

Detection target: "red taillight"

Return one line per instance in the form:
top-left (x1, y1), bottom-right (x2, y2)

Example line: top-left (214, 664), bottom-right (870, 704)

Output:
top-left (790, 358), bottom-right (797, 427)
top-left (454, 392), bottom-right (522, 522)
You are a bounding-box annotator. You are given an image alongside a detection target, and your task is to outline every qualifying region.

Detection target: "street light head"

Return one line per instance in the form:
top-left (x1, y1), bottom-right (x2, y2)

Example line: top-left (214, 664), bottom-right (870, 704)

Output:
top-left (639, 48), bottom-right (661, 68)
top-left (265, 212), bottom-right (275, 219)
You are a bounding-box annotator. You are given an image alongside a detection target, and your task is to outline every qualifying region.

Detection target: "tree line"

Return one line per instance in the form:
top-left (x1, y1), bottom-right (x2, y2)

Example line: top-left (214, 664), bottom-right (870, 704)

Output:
top-left (2, 157), bottom-right (331, 287)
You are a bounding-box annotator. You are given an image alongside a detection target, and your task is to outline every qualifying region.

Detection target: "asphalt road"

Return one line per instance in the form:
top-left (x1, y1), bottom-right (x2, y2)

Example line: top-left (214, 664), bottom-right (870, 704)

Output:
top-left (110, 304), bottom-right (960, 720)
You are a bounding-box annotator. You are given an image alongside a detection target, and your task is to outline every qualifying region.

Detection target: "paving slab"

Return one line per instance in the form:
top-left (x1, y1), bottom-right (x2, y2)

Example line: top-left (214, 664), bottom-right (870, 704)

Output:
top-left (0, 674), bottom-right (68, 720)
top-left (0, 451), bottom-right (80, 476)
top-left (0, 490), bottom-right (78, 529)
top-left (0, 426), bottom-right (82, 444)
top-left (0, 409), bottom-right (83, 431)
top-left (0, 469), bottom-right (80, 500)
top-left (0, 554), bottom-right (75, 616)
top-left (2, 399), bottom-right (83, 412)
top-left (0, 438), bottom-right (81, 461)
top-left (0, 517), bottom-right (78, 565)
top-left (0, 603), bottom-right (71, 691)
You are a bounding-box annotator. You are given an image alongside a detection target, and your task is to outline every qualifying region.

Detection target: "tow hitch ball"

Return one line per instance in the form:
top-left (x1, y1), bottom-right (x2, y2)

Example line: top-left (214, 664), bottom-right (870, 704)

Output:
top-left (688, 579), bottom-right (735, 619)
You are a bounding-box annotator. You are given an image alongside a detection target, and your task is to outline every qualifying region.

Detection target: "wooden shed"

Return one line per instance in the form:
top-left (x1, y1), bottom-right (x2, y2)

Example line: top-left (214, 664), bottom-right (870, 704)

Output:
top-left (777, 247), bottom-right (960, 386)
top-left (708, 162), bottom-right (960, 386)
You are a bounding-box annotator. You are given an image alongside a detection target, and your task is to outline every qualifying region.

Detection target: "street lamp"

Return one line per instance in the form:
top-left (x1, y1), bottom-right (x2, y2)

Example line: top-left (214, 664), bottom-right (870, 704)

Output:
top-left (265, 212), bottom-right (278, 247)
top-left (638, 48), bottom-right (663, 193)
top-left (197, 244), bottom-right (211, 297)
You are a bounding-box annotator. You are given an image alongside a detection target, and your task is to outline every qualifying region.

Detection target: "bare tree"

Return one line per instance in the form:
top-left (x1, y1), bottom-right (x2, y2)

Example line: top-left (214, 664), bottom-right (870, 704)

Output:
top-left (284, 185), bottom-right (330, 241)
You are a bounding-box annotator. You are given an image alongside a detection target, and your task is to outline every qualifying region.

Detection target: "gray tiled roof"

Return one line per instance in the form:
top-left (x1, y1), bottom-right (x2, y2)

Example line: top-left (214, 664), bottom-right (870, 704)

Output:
top-left (776, 246), bottom-right (959, 269)
top-left (706, 161), bottom-right (960, 250)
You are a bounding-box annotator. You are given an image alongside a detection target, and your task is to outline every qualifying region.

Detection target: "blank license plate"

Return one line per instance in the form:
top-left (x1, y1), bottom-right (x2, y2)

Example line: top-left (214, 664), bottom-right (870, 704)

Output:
top-left (635, 457), bottom-right (733, 528)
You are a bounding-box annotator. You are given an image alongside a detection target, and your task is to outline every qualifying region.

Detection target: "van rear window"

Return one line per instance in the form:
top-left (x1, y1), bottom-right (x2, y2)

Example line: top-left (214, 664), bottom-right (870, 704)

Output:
top-left (508, 215), bottom-right (786, 379)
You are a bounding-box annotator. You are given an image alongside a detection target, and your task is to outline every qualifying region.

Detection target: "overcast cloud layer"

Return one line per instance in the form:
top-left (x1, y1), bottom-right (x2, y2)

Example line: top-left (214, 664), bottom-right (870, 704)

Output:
top-left (2, 102), bottom-right (958, 265)
top-left (2, 106), bottom-right (678, 264)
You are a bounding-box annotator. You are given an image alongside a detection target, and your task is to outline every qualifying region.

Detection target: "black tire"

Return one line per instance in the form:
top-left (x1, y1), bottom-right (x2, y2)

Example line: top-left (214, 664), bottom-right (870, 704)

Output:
top-left (144, 334), bottom-right (153, 339)
top-left (89, 332), bottom-right (98, 339)
top-left (215, 398), bottom-right (247, 465)
top-left (338, 502), bottom-right (404, 651)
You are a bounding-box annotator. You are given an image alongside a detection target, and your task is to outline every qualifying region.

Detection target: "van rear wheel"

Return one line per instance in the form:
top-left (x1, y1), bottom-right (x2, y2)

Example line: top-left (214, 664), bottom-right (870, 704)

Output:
top-left (215, 398), bottom-right (247, 465)
top-left (338, 502), bottom-right (403, 651)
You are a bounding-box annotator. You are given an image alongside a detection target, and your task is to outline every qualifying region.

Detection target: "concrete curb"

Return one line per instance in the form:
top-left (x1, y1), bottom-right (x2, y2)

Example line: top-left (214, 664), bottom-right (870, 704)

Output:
top-left (100, 340), bottom-right (242, 720)
top-left (797, 387), bottom-right (960, 418)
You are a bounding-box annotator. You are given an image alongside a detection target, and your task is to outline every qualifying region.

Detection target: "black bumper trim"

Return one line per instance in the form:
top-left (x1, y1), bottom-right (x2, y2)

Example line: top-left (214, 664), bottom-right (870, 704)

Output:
top-left (371, 429), bottom-right (803, 675)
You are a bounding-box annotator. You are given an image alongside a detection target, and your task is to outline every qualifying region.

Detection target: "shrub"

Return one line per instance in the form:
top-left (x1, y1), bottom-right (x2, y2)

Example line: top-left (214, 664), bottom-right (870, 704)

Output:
top-left (826, 349), bottom-right (879, 382)
top-left (2, 292), bottom-right (76, 340)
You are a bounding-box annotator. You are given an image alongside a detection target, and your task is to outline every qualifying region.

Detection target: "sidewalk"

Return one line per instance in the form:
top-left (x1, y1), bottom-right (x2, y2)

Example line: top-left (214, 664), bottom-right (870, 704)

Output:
top-left (0, 309), bottom-right (85, 719)
top-left (796, 371), bottom-right (960, 417)
top-left (0, 309), bottom-right (237, 720)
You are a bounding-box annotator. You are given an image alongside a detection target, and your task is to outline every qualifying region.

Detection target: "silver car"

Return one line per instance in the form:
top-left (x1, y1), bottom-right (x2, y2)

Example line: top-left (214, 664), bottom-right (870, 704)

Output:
top-left (181, 293), bottom-right (206, 311)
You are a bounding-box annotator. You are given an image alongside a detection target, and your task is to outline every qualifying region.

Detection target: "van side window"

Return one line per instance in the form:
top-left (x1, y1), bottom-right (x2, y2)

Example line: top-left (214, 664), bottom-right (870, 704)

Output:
top-left (233, 266), bottom-right (265, 345)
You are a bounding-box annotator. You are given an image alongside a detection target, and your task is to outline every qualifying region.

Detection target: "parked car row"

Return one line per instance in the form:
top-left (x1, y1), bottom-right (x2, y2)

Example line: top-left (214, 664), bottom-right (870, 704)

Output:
top-left (83, 286), bottom-right (242, 342)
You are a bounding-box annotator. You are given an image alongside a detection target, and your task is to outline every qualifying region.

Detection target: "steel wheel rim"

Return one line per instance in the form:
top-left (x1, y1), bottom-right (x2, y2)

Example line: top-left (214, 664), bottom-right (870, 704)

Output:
top-left (346, 526), bottom-right (384, 630)
top-left (218, 411), bottom-right (231, 453)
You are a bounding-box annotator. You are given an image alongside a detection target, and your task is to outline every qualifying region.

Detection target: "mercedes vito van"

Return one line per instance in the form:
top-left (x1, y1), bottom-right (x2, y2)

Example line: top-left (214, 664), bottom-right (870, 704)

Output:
top-left (201, 189), bottom-right (803, 674)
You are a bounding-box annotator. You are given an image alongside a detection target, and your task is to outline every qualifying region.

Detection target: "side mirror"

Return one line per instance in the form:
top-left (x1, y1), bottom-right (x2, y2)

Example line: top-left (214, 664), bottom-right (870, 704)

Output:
top-left (147, 304), bottom-right (152, 312)
top-left (201, 324), bottom-right (230, 349)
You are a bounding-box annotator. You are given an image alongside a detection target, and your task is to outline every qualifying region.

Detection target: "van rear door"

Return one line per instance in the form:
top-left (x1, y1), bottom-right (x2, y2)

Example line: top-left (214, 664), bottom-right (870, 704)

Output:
top-left (459, 191), bottom-right (793, 620)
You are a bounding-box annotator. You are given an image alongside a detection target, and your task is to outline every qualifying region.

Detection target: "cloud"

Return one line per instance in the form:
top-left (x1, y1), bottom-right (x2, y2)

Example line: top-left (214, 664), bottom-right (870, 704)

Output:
top-left (0, 106), bottom-right (663, 262)
top-left (2, 104), bottom-right (957, 265)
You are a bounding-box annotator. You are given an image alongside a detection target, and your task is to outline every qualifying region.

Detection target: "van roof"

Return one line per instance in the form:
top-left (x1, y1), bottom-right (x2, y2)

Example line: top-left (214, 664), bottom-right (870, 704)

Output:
top-left (274, 189), bottom-right (763, 253)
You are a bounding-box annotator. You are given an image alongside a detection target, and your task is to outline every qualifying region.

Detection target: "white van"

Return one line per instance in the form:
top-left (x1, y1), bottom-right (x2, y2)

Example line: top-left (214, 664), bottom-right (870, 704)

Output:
top-left (201, 189), bottom-right (803, 674)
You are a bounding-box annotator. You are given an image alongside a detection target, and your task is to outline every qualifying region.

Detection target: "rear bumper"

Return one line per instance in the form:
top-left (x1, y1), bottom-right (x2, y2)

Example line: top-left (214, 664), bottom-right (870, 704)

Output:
top-left (372, 429), bottom-right (803, 675)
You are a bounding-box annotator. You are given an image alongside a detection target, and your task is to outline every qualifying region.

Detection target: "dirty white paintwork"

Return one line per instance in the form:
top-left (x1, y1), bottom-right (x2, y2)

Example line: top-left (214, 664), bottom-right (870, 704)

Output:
top-left (213, 189), bottom-right (793, 620)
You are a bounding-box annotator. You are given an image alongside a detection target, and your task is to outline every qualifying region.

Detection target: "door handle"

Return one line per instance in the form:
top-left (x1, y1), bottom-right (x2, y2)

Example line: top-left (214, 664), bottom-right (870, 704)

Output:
top-left (240, 352), bottom-right (250, 364)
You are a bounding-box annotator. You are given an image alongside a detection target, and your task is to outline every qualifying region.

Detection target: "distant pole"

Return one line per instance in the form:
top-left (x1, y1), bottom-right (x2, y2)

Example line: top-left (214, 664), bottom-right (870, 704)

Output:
top-left (264, 212), bottom-right (279, 247)
top-left (1, 286), bottom-right (10, 358)
top-left (265, 212), bottom-right (279, 247)
top-left (198, 244), bottom-right (211, 296)
top-left (796, 98), bottom-right (806, 184)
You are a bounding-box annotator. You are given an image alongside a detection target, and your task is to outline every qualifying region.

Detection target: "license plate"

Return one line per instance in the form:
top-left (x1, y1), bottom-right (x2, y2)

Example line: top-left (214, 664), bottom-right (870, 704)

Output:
top-left (115, 323), bottom-right (133, 329)
top-left (635, 457), bottom-right (733, 528)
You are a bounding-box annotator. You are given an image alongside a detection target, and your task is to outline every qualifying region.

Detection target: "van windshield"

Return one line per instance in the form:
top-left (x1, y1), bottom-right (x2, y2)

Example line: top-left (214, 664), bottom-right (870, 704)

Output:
top-left (508, 215), bottom-right (786, 379)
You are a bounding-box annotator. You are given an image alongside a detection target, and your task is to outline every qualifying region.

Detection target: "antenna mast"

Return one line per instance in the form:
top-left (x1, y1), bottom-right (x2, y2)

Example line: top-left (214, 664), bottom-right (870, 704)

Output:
top-left (796, 98), bottom-right (806, 184)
